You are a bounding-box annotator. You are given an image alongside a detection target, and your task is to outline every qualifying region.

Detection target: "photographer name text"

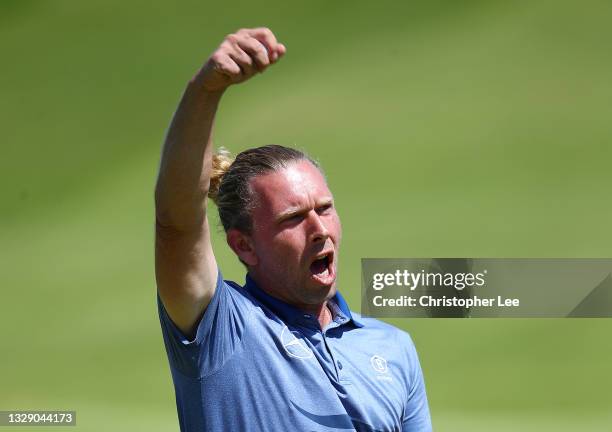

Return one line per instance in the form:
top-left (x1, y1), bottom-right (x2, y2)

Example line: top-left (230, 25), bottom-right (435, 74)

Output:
top-left (370, 269), bottom-right (520, 309)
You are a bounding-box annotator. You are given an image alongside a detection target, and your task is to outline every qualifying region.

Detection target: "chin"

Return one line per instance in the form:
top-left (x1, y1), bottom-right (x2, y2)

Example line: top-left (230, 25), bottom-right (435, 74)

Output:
top-left (325, 284), bottom-right (337, 300)
top-left (318, 280), bottom-right (338, 300)
top-left (300, 280), bottom-right (336, 305)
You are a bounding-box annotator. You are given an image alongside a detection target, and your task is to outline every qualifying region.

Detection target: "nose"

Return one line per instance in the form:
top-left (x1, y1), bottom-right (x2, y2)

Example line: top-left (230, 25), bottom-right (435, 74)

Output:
top-left (307, 210), bottom-right (329, 243)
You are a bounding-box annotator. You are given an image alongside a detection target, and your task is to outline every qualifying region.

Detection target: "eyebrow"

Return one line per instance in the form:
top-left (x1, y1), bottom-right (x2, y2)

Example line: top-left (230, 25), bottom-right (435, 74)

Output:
top-left (275, 198), bottom-right (334, 223)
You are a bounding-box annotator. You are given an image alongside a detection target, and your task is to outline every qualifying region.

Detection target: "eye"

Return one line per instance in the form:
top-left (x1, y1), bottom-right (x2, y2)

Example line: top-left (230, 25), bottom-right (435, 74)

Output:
top-left (281, 213), bottom-right (304, 225)
top-left (316, 203), bottom-right (333, 215)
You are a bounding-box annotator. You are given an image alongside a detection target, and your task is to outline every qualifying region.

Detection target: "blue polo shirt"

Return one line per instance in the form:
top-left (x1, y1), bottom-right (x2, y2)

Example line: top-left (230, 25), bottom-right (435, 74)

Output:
top-left (158, 271), bottom-right (432, 432)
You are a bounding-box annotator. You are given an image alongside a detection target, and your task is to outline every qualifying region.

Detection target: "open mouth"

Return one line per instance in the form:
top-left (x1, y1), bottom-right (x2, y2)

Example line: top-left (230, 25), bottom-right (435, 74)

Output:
top-left (309, 251), bottom-right (335, 285)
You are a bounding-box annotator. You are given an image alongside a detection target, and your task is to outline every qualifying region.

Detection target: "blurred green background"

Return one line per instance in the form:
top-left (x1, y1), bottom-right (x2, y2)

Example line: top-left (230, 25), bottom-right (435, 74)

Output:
top-left (1, 0), bottom-right (611, 430)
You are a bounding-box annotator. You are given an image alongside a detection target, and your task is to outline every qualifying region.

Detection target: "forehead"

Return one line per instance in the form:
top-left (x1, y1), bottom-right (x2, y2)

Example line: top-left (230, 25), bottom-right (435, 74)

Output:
top-left (249, 160), bottom-right (332, 214)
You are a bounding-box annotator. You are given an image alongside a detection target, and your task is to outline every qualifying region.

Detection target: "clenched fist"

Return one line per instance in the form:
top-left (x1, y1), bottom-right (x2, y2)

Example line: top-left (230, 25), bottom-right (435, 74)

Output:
top-left (194, 28), bottom-right (286, 92)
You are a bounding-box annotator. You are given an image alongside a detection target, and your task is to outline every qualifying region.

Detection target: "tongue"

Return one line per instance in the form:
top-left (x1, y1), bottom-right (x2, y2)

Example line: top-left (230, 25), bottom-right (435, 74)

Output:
top-left (310, 258), bottom-right (327, 275)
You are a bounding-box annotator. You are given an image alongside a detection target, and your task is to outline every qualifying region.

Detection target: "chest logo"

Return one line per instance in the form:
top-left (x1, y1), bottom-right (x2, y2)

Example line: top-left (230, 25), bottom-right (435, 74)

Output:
top-left (370, 355), bottom-right (388, 374)
top-left (280, 326), bottom-right (314, 360)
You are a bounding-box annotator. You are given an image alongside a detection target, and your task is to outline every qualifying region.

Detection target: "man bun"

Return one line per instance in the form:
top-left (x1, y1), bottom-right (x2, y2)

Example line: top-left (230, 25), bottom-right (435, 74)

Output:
top-left (208, 147), bottom-right (234, 205)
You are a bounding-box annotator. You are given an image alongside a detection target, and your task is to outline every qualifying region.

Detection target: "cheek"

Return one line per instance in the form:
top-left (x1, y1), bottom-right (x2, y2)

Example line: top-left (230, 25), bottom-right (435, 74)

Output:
top-left (275, 230), bottom-right (305, 253)
top-left (330, 214), bottom-right (342, 241)
top-left (280, 232), bottom-right (312, 267)
top-left (256, 229), bottom-right (305, 262)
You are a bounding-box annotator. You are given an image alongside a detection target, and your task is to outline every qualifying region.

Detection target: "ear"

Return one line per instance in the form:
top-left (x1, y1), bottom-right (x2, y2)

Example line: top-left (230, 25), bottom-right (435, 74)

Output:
top-left (226, 229), bottom-right (258, 266)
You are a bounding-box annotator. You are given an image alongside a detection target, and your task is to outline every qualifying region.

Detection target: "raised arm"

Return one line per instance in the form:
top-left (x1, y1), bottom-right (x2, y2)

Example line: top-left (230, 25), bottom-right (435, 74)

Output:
top-left (154, 28), bottom-right (286, 338)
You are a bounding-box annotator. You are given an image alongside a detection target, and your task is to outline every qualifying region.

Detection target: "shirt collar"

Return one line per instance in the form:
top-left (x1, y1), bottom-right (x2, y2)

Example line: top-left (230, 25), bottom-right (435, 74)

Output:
top-left (244, 274), bottom-right (364, 329)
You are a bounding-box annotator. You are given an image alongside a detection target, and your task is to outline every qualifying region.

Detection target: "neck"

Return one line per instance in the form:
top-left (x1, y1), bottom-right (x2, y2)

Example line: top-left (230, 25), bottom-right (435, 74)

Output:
top-left (246, 272), bottom-right (334, 328)
top-left (313, 302), bottom-right (333, 329)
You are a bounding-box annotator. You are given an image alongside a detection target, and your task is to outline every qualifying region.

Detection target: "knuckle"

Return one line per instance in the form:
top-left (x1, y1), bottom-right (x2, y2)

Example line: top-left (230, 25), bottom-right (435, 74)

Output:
top-left (251, 41), bottom-right (266, 55)
top-left (225, 63), bottom-right (240, 75)
top-left (217, 42), bottom-right (229, 53)
top-left (241, 37), bottom-right (257, 48)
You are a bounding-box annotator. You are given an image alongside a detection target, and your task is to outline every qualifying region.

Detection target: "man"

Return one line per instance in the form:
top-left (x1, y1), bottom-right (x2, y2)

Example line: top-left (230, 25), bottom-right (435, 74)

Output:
top-left (155, 27), bottom-right (432, 431)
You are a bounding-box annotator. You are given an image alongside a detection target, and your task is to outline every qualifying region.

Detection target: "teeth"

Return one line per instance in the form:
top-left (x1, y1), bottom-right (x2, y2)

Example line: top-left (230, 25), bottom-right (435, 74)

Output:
top-left (309, 251), bottom-right (334, 283)
top-left (315, 268), bottom-right (329, 278)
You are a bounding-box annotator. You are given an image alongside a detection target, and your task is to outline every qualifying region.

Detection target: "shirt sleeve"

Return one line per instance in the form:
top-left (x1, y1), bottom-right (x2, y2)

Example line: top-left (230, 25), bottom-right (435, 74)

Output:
top-left (157, 270), bottom-right (250, 379)
top-left (401, 333), bottom-right (433, 432)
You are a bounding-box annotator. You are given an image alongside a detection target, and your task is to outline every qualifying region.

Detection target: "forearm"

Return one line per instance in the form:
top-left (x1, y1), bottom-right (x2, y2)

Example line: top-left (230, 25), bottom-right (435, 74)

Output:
top-left (155, 80), bottom-right (224, 230)
top-left (153, 28), bottom-right (285, 337)
top-left (155, 28), bottom-right (285, 230)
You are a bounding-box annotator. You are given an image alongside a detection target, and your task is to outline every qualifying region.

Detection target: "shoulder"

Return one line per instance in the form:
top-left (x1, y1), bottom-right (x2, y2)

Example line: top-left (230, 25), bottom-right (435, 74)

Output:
top-left (217, 275), bottom-right (258, 305)
top-left (352, 312), bottom-right (410, 335)
top-left (351, 312), bottom-right (420, 355)
top-left (157, 272), bottom-right (256, 347)
top-left (157, 272), bottom-right (262, 378)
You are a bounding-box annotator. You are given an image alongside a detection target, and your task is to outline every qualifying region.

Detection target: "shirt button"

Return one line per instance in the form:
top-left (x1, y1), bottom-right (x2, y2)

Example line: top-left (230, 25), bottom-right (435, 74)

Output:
top-left (303, 314), bottom-right (311, 319)
top-left (337, 361), bottom-right (343, 370)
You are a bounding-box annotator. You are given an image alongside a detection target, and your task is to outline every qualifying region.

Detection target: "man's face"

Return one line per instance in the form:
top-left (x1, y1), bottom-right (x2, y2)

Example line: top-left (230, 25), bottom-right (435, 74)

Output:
top-left (246, 160), bottom-right (342, 309)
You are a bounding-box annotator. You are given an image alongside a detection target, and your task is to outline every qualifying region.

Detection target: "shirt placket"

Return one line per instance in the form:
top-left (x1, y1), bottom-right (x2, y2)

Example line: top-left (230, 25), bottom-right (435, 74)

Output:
top-left (297, 313), bottom-right (348, 384)
top-left (323, 320), bottom-right (350, 384)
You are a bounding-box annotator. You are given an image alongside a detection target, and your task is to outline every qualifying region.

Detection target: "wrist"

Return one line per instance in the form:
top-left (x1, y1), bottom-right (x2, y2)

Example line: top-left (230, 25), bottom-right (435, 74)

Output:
top-left (187, 74), bottom-right (227, 100)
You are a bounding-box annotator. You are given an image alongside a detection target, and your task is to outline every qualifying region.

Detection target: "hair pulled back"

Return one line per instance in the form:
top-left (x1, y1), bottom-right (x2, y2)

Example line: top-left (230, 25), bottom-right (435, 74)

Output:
top-left (208, 145), bottom-right (319, 234)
